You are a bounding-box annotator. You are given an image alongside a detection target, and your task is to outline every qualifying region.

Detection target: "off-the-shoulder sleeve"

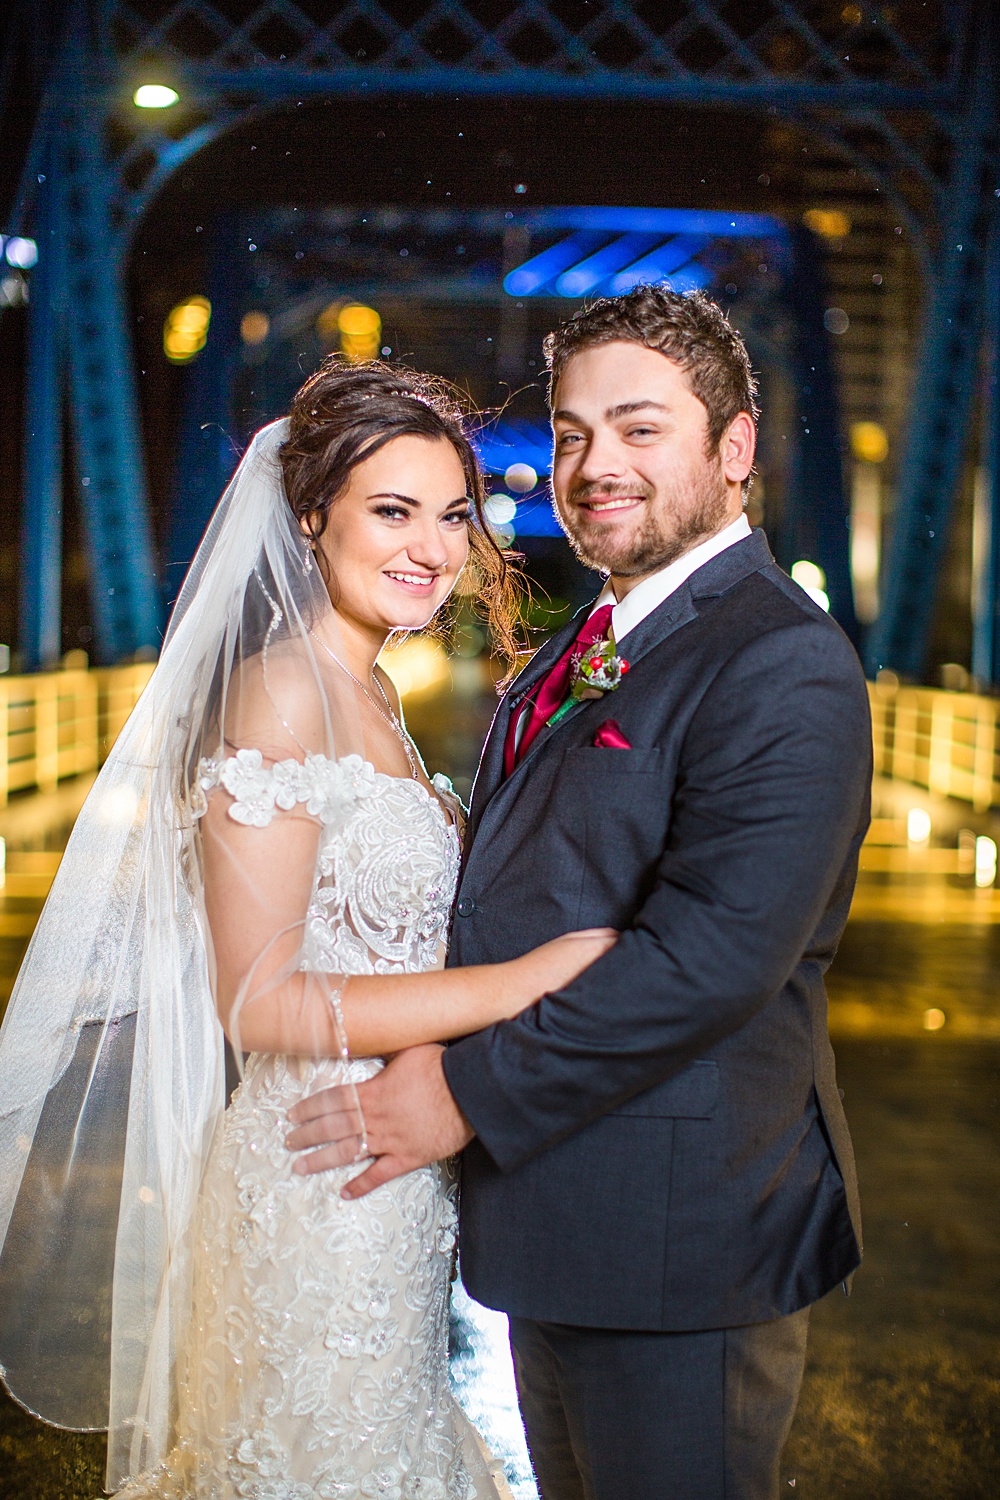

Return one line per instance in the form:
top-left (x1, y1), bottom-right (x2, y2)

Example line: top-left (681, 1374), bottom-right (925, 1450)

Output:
top-left (194, 749), bottom-right (373, 828)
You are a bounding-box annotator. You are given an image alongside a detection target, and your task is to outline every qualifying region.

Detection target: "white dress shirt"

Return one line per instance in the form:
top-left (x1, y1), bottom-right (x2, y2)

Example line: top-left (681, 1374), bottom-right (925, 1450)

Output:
top-left (510, 516), bottom-right (751, 755)
top-left (590, 514), bottom-right (752, 642)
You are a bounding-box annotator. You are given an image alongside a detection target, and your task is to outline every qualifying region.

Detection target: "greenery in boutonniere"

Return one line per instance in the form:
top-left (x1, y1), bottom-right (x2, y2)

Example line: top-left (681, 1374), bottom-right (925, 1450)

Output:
top-left (547, 638), bottom-right (630, 727)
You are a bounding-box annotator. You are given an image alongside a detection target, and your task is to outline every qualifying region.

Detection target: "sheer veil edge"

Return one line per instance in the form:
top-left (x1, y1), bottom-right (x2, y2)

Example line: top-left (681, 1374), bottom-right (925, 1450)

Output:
top-left (0, 418), bottom-right (359, 1488)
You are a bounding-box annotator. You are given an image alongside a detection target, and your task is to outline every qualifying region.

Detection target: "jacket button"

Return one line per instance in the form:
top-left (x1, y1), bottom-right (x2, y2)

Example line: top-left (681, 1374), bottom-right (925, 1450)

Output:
top-left (456, 896), bottom-right (476, 917)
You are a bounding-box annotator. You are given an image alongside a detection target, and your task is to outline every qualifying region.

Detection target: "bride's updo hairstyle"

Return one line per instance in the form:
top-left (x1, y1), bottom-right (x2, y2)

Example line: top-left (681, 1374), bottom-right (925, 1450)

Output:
top-left (279, 357), bottom-right (523, 670)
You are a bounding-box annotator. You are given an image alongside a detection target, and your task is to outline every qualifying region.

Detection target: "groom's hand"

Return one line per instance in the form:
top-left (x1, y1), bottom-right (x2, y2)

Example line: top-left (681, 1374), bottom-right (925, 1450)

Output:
top-left (285, 1043), bottom-right (474, 1198)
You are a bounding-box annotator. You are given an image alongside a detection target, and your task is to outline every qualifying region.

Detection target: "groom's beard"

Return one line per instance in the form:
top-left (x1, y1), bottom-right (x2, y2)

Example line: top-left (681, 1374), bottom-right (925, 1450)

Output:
top-left (556, 459), bottom-right (731, 579)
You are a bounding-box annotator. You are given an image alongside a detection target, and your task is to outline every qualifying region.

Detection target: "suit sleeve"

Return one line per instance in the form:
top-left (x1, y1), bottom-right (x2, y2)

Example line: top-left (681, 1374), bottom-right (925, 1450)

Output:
top-left (442, 617), bottom-right (872, 1172)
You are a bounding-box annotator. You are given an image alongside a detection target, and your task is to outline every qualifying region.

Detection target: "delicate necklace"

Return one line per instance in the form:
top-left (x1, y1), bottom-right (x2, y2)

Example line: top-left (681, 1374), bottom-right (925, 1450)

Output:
top-left (309, 629), bottom-right (420, 780)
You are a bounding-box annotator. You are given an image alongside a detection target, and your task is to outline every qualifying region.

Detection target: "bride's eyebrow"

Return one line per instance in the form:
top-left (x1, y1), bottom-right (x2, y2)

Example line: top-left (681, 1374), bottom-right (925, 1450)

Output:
top-left (368, 492), bottom-right (470, 508)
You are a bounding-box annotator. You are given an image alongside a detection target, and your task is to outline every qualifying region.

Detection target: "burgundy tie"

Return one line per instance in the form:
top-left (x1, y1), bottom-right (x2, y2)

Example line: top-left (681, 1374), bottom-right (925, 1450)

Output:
top-left (504, 603), bottom-right (615, 775)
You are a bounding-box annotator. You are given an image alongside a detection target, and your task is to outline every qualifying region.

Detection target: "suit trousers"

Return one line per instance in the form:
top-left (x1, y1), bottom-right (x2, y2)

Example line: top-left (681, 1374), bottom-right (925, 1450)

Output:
top-left (508, 1307), bottom-right (810, 1500)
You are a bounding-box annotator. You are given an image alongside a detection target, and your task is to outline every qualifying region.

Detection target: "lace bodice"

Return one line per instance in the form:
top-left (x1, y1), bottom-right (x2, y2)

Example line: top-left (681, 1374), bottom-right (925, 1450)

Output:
top-left (112, 752), bottom-right (502, 1500)
top-left (195, 749), bottom-right (462, 977)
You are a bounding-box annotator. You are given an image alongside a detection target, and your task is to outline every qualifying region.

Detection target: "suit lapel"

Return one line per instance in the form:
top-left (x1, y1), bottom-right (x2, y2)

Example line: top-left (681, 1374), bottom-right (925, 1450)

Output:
top-left (465, 530), bottom-right (775, 852)
top-left (464, 607), bottom-right (591, 847)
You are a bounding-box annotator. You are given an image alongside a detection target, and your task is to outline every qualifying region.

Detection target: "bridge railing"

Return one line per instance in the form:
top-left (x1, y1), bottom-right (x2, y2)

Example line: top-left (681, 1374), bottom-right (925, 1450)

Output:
top-left (0, 666), bottom-right (998, 813)
top-left (0, 663), bottom-right (155, 806)
top-left (868, 681), bottom-right (999, 812)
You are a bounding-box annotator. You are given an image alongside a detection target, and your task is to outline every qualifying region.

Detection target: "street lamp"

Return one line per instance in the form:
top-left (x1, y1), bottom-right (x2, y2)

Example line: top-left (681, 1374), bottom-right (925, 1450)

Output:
top-left (134, 84), bottom-right (179, 109)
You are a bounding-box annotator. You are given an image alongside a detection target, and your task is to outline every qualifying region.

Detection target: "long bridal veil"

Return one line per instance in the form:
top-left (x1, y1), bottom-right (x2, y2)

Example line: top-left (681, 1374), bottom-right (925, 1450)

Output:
top-left (0, 419), bottom-right (363, 1488)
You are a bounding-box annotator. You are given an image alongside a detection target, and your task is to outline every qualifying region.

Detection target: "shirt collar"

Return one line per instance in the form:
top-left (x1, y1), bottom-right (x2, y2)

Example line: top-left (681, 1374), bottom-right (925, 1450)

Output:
top-left (592, 514), bottom-right (752, 643)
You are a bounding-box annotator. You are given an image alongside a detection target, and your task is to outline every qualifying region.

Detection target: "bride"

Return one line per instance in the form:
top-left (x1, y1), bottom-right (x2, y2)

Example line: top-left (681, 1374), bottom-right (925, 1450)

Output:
top-left (0, 360), bottom-right (612, 1498)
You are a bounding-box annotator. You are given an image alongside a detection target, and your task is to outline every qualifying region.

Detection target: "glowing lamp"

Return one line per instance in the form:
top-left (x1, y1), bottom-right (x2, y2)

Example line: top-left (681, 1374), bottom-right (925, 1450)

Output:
top-left (134, 85), bottom-right (179, 109)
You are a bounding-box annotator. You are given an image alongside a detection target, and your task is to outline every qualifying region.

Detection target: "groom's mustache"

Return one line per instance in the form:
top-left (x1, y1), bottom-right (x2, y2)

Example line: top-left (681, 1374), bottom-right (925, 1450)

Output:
top-left (564, 479), bottom-right (656, 509)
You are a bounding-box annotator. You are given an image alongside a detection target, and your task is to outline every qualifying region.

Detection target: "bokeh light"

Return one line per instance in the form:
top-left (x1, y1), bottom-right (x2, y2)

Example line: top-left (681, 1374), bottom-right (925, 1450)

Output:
top-left (975, 835), bottom-right (997, 888)
top-left (379, 636), bottom-right (451, 702)
top-left (803, 208), bottom-right (851, 240)
top-left (907, 807), bottom-right (932, 844)
top-left (504, 461), bottom-right (537, 493)
top-left (485, 495), bottom-right (517, 526)
top-left (163, 295), bottom-right (211, 363)
top-left (790, 559), bottom-right (830, 612)
top-left (240, 310), bottom-right (270, 346)
top-left (851, 421), bottom-right (889, 464)
top-left (338, 303), bottom-right (381, 363)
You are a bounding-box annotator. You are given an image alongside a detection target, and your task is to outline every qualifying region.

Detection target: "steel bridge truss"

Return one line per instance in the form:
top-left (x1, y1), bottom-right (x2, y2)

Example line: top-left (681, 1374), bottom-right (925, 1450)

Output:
top-left (8, 0), bottom-right (993, 676)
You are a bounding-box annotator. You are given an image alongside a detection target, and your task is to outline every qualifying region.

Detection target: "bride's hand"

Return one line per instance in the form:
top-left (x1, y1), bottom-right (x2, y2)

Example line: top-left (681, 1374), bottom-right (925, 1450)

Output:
top-left (507, 928), bottom-right (618, 1016)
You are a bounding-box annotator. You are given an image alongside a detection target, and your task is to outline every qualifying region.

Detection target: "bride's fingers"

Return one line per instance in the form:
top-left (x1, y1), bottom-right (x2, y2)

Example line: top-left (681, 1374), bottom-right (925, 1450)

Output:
top-left (285, 1109), bottom-right (360, 1152)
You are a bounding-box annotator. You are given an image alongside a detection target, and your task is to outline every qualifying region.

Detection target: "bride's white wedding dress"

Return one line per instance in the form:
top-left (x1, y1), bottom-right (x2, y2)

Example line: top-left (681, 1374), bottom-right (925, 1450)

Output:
top-left (112, 750), bottom-right (503, 1500)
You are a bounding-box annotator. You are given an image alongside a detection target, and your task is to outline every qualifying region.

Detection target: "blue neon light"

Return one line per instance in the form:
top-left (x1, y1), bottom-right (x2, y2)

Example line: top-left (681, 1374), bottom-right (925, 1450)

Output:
top-left (554, 232), bottom-right (662, 298)
top-left (609, 233), bottom-right (710, 294)
top-left (504, 232), bottom-right (606, 297)
top-left (503, 207), bottom-right (786, 302)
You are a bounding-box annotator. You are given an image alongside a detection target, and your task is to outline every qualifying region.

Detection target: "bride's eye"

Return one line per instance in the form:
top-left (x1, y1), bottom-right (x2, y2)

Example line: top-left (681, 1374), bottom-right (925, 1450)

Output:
top-left (443, 506), bottom-right (473, 526)
top-left (373, 503), bottom-right (410, 521)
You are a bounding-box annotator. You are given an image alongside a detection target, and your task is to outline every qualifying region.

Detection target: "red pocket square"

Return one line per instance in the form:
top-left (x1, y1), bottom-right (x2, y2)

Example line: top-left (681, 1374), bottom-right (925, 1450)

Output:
top-left (593, 719), bottom-right (632, 749)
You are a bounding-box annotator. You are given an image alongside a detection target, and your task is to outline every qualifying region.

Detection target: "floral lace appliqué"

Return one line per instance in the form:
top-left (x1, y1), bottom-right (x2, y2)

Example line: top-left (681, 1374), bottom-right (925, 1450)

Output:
top-left (113, 754), bottom-right (494, 1500)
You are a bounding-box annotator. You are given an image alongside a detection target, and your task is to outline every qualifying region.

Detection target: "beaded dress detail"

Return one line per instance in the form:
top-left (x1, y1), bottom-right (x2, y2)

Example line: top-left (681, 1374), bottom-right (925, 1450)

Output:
top-left (111, 752), bottom-right (501, 1500)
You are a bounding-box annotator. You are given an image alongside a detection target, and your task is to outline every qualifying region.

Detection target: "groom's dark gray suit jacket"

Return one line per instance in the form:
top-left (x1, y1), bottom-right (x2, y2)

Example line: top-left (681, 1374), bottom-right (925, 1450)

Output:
top-left (442, 529), bottom-right (871, 1332)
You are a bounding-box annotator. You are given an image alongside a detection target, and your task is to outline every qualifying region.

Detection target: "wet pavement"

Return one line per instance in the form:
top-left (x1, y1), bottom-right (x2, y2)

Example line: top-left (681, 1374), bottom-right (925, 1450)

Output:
top-left (1, 681), bottom-right (999, 1497)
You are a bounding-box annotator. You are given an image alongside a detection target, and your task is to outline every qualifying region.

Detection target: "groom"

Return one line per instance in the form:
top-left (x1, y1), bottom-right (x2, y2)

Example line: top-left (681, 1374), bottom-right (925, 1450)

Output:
top-left (288, 286), bottom-right (872, 1499)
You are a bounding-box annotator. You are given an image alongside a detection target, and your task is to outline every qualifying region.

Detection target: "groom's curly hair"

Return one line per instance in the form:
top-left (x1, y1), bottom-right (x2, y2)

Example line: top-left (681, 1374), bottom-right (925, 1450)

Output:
top-left (543, 286), bottom-right (759, 495)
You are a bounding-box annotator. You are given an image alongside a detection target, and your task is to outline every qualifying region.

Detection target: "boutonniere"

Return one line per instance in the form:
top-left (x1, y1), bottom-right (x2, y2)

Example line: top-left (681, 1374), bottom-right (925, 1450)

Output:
top-left (547, 638), bottom-right (630, 727)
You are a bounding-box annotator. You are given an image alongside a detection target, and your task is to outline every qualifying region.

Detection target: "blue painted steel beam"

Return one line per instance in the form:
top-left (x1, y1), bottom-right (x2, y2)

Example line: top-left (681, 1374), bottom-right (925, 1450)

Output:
top-left (780, 226), bottom-right (857, 643)
top-left (19, 157), bottom-right (64, 670)
top-left (62, 103), bottom-right (161, 662)
top-left (165, 214), bottom-right (241, 613)
top-left (516, 208), bottom-right (787, 238)
top-left (971, 204), bottom-right (1000, 686)
top-left (865, 21), bottom-right (997, 678)
top-left (170, 67), bottom-right (959, 113)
